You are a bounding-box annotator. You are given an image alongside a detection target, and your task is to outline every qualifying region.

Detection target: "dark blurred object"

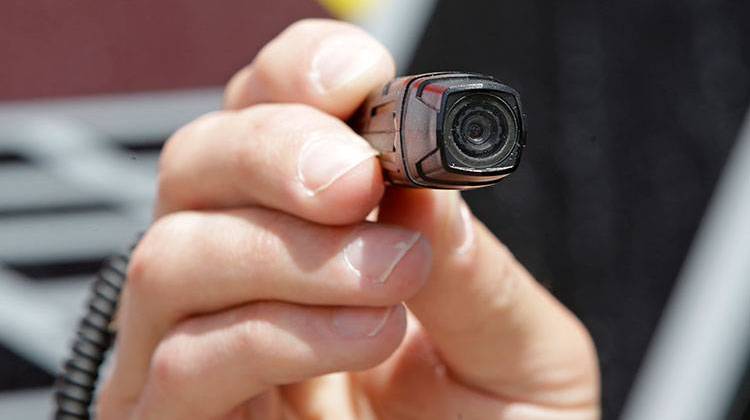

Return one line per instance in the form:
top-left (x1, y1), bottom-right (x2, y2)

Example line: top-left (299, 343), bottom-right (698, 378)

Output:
top-left (729, 361), bottom-right (750, 419)
top-left (409, 1), bottom-right (750, 419)
top-left (0, 345), bottom-right (51, 391)
top-left (0, 0), bottom-right (326, 100)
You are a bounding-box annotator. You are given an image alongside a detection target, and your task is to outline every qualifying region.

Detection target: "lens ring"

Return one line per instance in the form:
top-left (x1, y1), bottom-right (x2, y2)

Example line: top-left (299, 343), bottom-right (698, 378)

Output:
top-left (444, 93), bottom-right (516, 165)
top-left (462, 113), bottom-right (499, 146)
top-left (455, 107), bottom-right (503, 155)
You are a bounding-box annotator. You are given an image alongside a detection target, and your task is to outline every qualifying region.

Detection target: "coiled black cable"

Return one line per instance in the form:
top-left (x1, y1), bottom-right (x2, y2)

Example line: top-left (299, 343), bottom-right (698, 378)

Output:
top-left (53, 241), bottom-right (137, 420)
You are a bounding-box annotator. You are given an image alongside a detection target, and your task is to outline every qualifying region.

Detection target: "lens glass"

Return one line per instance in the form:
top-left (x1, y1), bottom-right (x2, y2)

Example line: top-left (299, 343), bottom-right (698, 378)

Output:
top-left (445, 93), bottom-right (515, 163)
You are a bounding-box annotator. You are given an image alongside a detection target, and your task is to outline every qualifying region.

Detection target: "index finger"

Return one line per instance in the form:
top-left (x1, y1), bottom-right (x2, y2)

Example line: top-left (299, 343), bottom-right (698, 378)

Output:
top-left (224, 18), bottom-right (396, 118)
top-left (155, 19), bottom-right (396, 222)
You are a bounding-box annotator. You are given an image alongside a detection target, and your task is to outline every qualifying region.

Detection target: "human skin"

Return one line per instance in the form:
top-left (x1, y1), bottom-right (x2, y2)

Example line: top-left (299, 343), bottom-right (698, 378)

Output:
top-left (97, 19), bottom-right (600, 420)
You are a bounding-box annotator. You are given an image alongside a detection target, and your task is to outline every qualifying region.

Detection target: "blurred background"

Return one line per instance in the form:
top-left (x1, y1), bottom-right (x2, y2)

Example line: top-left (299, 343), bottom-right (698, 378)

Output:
top-left (1, 1), bottom-right (750, 419)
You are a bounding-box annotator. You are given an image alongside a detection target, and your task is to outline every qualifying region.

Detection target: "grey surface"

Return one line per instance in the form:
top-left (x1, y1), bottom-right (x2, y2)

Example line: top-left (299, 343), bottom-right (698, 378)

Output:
top-left (0, 388), bottom-right (53, 420)
top-left (0, 89), bottom-right (222, 417)
top-left (0, 88), bottom-right (222, 142)
top-left (0, 270), bottom-right (90, 372)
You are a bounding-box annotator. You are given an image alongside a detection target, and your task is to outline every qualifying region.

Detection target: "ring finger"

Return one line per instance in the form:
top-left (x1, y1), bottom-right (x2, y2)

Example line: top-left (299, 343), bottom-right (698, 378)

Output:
top-left (129, 302), bottom-right (407, 420)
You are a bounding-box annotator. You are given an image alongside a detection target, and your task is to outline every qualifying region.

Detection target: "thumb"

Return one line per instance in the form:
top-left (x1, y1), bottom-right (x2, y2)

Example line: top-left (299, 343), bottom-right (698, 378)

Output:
top-left (377, 188), bottom-right (599, 409)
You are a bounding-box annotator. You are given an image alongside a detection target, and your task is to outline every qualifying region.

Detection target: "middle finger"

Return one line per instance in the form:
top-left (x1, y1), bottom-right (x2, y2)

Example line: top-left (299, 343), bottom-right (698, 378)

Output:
top-left (101, 208), bottom-right (431, 408)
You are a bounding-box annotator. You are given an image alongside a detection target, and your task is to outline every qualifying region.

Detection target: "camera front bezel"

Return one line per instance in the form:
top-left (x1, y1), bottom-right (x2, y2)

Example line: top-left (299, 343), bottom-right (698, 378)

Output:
top-left (433, 76), bottom-right (525, 177)
top-left (391, 72), bottom-right (526, 189)
top-left (443, 91), bottom-right (518, 168)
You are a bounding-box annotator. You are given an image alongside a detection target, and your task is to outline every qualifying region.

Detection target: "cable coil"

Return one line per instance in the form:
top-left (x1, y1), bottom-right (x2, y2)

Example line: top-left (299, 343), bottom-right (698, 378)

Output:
top-left (54, 242), bottom-right (136, 420)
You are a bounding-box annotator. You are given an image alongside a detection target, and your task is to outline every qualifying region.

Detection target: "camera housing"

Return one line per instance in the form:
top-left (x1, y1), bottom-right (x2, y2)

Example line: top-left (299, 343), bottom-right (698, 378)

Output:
top-left (353, 72), bottom-right (526, 189)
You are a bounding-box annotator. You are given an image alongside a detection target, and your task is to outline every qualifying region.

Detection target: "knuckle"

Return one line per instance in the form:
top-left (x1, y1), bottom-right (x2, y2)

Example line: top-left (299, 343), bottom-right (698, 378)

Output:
top-left (157, 111), bottom-right (229, 207)
top-left (229, 303), bottom-right (279, 364)
top-left (127, 212), bottom-right (201, 295)
top-left (229, 104), bottom-right (335, 178)
top-left (126, 235), bottom-right (158, 295)
top-left (229, 302), bottom-right (316, 386)
top-left (149, 334), bottom-right (193, 393)
top-left (225, 113), bottom-right (268, 181)
top-left (235, 307), bottom-right (264, 350)
top-left (160, 111), bottom-right (227, 174)
top-left (240, 102), bottom-right (328, 131)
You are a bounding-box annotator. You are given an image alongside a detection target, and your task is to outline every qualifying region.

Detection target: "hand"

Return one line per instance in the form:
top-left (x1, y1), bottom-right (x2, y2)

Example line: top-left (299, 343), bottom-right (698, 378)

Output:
top-left (97, 19), bottom-right (600, 420)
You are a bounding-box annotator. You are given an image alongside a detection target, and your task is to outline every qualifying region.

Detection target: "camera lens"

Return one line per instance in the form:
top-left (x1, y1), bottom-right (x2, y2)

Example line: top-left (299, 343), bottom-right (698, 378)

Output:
top-left (444, 93), bottom-right (516, 164)
top-left (461, 112), bottom-right (504, 148)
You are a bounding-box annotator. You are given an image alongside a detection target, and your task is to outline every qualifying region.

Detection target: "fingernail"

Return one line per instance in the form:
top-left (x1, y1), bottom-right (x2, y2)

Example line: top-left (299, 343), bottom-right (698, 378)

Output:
top-left (454, 197), bottom-right (475, 255)
top-left (344, 226), bottom-right (425, 285)
top-left (332, 306), bottom-right (396, 338)
top-left (311, 34), bottom-right (385, 93)
top-left (297, 133), bottom-right (377, 196)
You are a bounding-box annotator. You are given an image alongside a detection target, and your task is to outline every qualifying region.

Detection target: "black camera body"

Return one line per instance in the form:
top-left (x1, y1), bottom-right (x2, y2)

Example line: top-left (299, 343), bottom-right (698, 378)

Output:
top-left (353, 72), bottom-right (526, 189)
